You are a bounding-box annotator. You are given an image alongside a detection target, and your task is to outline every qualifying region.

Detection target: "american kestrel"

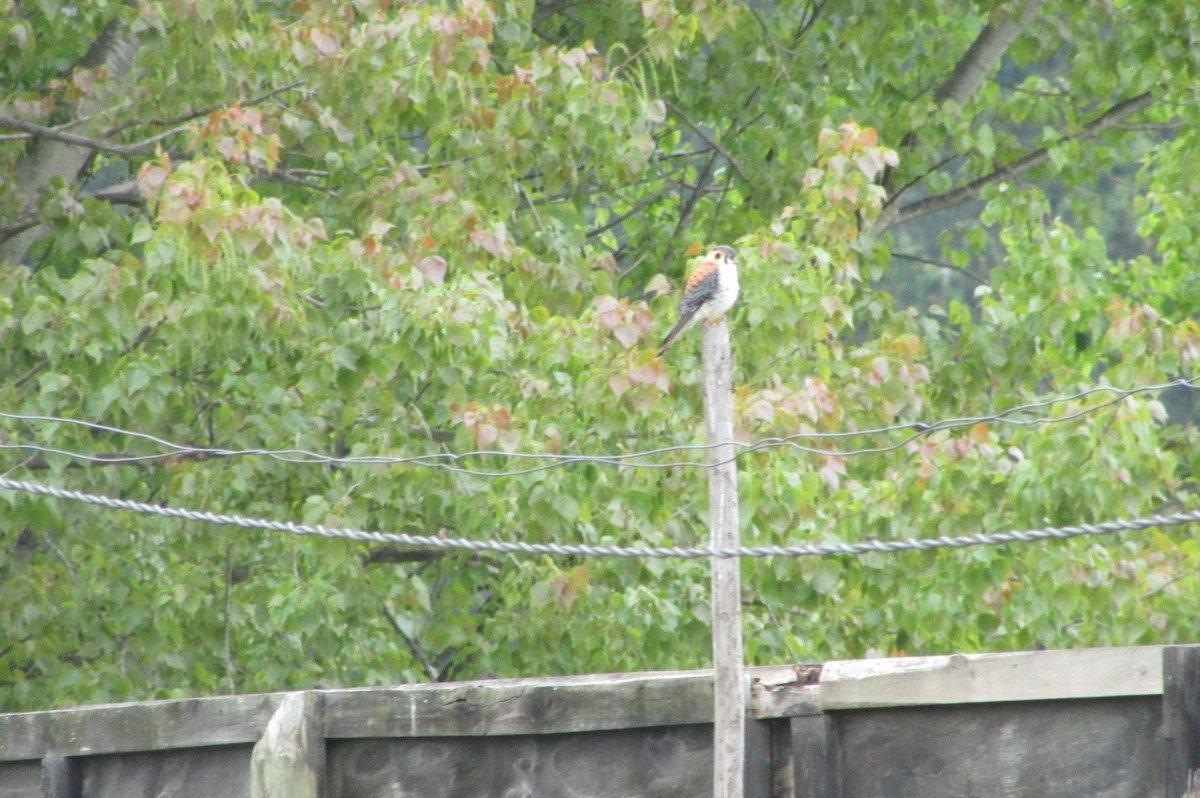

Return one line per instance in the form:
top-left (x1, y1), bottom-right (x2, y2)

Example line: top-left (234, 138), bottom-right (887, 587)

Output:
top-left (658, 245), bottom-right (740, 355)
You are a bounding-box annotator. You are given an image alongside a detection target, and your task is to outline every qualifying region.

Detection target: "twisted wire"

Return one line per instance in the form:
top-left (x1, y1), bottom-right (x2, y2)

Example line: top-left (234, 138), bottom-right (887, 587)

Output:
top-left (1, 376), bottom-right (1194, 477)
top-left (1, 474), bottom-right (1196, 560)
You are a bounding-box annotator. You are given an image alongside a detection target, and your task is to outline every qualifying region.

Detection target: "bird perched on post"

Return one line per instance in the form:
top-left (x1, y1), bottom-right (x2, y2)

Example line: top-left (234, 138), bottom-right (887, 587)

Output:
top-left (658, 245), bottom-right (740, 355)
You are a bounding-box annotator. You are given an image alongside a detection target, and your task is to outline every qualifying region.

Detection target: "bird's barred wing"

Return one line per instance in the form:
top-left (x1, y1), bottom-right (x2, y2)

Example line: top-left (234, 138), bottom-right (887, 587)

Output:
top-left (679, 261), bottom-right (720, 315)
top-left (657, 256), bottom-right (722, 354)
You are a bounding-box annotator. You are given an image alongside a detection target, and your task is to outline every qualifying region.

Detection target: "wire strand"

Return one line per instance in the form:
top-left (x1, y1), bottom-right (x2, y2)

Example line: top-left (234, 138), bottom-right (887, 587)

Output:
top-left (0, 474), bottom-right (1196, 560)
top-left (1, 376), bottom-right (1194, 477)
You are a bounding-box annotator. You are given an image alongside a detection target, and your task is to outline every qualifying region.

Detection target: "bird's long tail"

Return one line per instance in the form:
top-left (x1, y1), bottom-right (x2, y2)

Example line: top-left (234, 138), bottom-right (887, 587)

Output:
top-left (657, 315), bottom-right (692, 356)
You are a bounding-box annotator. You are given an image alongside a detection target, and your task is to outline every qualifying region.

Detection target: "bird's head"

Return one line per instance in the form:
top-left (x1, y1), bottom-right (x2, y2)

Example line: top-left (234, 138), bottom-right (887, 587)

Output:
top-left (708, 245), bottom-right (736, 264)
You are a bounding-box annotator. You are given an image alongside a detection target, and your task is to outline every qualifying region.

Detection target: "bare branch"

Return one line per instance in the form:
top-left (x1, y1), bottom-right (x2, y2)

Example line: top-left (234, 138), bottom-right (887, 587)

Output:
top-left (381, 604), bottom-right (440, 681)
top-left (1111, 121), bottom-right (1184, 132)
top-left (884, 0), bottom-right (1047, 200)
top-left (262, 169), bottom-right (335, 194)
top-left (88, 178), bottom-right (142, 206)
top-left (881, 92), bottom-right (1154, 232)
top-left (935, 0), bottom-right (1048, 107)
top-left (586, 187), bottom-right (671, 239)
top-left (0, 12), bottom-right (139, 265)
top-left (12, 362), bottom-right (48, 390)
top-left (113, 79), bottom-right (307, 136)
top-left (278, 167), bottom-right (326, 178)
top-left (363, 547), bottom-right (448, 565)
top-left (222, 549), bottom-right (237, 693)
top-left (664, 100), bottom-right (751, 185)
top-left (2, 82), bottom-right (307, 154)
top-left (0, 115), bottom-right (173, 157)
top-left (0, 216), bottom-right (40, 246)
top-left (662, 150), bottom-right (719, 269)
top-left (892, 251), bottom-right (989, 285)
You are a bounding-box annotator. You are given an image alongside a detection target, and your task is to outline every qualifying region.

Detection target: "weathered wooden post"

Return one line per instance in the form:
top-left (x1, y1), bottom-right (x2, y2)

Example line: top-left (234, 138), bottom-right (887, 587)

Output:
top-left (251, 691), bottom-right (325, 798)
top-left (701, 319), bottom-right (745, 798)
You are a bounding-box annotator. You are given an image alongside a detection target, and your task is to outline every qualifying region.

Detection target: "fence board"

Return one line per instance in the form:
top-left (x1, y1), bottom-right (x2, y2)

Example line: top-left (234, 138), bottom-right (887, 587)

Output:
top-left (751, 667), bottom-right (822, 719)
top-left (745, 719), bottom-right (773, 798)
top-left (327, 725), bottom-right (711, 798)
top-left (41, 755), bottom-right (80, 798)
top-left (78, 746), bottom-right (251, 798)
top-left (834, 696), bottom-right (1161, 798)
top-left (791, 714), bottom-right (840, 798)
top-left (768, 718), bottom-right (795, 798)
top-left (0, 760), bottom-right (40, 798)
top-left (0, 693), bottom-right (281, 759)
top-left (1164, 646), bottom-right (1200, 798)
top-left (324, 670), bottom-right (715, 738)
top-left (820, 646), bottom-right (1163, 709)
top-left (0, 646), bottom-right (1195, 798)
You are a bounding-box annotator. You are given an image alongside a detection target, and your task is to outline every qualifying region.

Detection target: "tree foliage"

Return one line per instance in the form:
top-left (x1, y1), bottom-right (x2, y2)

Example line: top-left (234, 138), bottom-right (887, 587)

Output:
top-left (2, 0), bottom-right (1199, 710)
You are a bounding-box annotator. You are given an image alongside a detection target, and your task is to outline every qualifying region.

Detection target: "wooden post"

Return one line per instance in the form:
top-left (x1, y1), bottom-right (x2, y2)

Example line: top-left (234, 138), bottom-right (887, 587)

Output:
top-left (251, 692), bottom-right (325, 798)
top-left (1164, 646), bottom-right (1200, 798)
top-left (41, 754), bottom-right (80, 798)
top-left (701, 320), bottom-right (745, 798)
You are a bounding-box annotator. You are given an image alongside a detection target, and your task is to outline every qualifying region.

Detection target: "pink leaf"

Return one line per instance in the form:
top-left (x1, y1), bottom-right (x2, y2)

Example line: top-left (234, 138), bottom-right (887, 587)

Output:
top-left (475, 423), bottom-right (498, 449)
top-left (137, 164), bottom-right (170, 199)
top-left (417, 256), bottom-right (448, 285)
top-left (612, 323), bottom-right (641, 349)
top-left (628, 361), bottom-right (660, 386)
top-left (818, 463), bottom-right (841, 492)
top-left (749, 399), bottom-right (775, 422)
top-left (644, 274), bottom-right (672, 296)
top-left (310, 28), bottom-right (338, 56)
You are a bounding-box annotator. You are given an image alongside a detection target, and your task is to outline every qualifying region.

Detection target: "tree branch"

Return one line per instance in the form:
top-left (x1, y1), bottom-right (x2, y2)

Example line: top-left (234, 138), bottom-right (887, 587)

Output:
top-left (222, 548), bottom-right (237, 693)
top-left (0, 11), bottom-right (139, 265)
top-left (104, 79), bottom-right (307, 139)
top-left (0, 67), bottom-right (309, 264)
top-left (88, 178), bottom-right (143, 206)
top-left (934, 0), bottom-right (1048, 108)
top-left (363, 546), bottom-right (448, 565)
top-left (662, 150), bottom-right (719, 269)
top-left (892, 251), bottom-right (989, 285)
top-left (883, 0), bottom-right (1047, 201)
top-left (381, 604), bottom-right (440, 681)
top-left (0, 114), bottom-right (155, 157)
top-left (586, 187), bottom-right (671, 239)
top-left (880, 92), bottom-right (1154, 232)
top-left (664, 100), bottom-right (751, 185)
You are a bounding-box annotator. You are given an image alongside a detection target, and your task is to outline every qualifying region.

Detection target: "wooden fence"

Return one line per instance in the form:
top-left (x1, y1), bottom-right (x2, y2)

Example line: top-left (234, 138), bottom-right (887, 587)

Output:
top-left (1, 644), bottom-right (1197, 797)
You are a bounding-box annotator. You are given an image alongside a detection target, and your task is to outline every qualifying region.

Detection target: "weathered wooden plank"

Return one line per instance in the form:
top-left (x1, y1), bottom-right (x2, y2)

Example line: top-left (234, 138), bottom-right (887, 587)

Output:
top-left (821, 646), bottom-right (1164, 709)
top-left (0, 760), bottom-right (40, 798)
top-left (769, 718), bottom-right (794, 798)
top-left (745, 720), bottom-right (773, 798)
top-left (0, 646), bottom-right (1184, 770)
top-left (790, 715), bottom-right (840, 798)
top-left (1, 667), bottom-right (812, 759)
top-left (323, 670), bottom-right (717, 739)
top-left (1164, 646), bottom-right (1200, 798)
top-left (751, 667), bottom-right (822, 720)
top-left (251, 692), bottom-right (324, 798)
top-left (326, 725), bottom-right (711, 798)
top-left (41, 755), bottom-right (79, 798)
top-left (833, 696), bottom-right (1161, 797)
top-left (78, 746), bottom-right (252, 798)
top-left (0, 693), bottom-right (282, 760)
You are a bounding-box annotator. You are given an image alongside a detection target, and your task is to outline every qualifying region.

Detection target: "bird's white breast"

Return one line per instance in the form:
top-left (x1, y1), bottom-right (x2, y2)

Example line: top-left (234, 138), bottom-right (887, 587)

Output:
top-left (698, 259), bottom-right (739, 321)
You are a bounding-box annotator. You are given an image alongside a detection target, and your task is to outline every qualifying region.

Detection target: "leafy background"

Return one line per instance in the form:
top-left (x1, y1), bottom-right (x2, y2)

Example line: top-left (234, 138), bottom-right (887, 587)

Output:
top-left (2, 0), bottom-right (1199, 710)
